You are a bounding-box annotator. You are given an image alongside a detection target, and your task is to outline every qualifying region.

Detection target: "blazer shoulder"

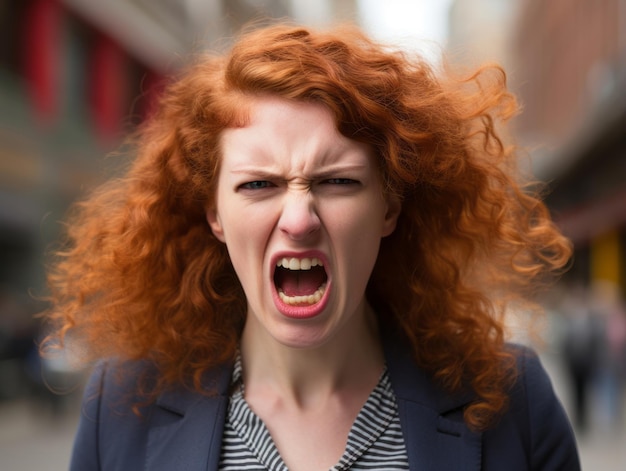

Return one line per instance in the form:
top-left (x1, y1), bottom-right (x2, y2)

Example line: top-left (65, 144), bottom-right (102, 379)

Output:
top-left (69, 359), bottom-right (167, 471)
top-left (83, 358), bottom-right (161, 414)
top-left (71, 358), bottom-right (233, 471)
top-left (489, 343), bottom-right (581, 470)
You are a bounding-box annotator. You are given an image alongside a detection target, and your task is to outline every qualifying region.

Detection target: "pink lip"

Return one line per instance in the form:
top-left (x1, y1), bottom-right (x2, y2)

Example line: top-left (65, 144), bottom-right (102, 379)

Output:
top-left (270, 250), bottom-right (331, 319)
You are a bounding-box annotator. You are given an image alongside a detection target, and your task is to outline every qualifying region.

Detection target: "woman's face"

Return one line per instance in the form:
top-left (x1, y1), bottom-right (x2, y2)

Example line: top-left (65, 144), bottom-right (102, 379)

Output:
top-left (207, 97), bottom-right (399, 349)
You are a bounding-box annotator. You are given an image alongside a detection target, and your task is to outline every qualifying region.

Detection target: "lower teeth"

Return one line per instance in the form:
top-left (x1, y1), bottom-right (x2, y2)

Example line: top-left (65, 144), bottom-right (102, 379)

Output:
top-left (278, 283), bottom-right (326, 306)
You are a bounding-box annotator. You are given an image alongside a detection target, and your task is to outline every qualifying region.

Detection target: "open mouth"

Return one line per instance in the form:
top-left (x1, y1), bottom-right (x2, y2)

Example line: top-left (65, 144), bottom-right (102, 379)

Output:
top-left (274, 257), bottom-right (328, 306)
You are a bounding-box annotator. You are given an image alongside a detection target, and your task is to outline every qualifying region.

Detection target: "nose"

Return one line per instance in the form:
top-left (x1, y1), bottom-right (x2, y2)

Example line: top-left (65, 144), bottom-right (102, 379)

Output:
top-left (277, 190), bottom-right (321, 241)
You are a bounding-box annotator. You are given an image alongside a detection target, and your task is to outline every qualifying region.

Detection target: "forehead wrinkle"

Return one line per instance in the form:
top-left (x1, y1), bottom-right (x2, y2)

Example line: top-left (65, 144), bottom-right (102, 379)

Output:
top-left (247, 97), bottom-right (347, 174)
top-left (225, 145), bottom-right (374, 187)
top-left (291, 132), bottom-right (348, 177)
top-left (225, 129), bottom-right (356, 178)
top-left (220, 97), bottom-right (374, 182)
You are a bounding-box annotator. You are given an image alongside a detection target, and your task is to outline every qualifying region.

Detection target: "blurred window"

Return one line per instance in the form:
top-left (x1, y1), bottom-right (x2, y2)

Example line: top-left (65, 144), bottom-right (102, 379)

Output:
top-left (0, 1), bottom-right (29, 77)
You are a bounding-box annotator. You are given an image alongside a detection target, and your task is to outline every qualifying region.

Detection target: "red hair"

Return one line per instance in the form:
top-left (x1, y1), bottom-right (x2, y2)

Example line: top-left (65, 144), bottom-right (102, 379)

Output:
top-left (43, 24), bottom-right (571, 430)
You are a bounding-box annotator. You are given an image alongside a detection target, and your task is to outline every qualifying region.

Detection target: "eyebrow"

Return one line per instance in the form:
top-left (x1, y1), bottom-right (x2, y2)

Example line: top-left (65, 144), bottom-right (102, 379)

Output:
top-left (229, 163), bottom-right (370, 179)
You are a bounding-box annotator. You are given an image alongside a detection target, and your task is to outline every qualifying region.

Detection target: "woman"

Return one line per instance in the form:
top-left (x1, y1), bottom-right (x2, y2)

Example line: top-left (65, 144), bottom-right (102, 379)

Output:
top-left (44, 23), bottom-right (580, 470)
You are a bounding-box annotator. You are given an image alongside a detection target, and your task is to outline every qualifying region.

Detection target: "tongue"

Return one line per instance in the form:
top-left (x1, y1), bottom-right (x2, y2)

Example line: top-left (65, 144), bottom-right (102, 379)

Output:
top-left (278, 267), bottom-right (326, 296)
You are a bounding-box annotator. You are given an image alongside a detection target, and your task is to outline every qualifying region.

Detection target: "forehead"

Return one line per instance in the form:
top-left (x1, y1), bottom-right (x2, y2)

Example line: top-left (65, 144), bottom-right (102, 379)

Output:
top-left (219, 96), bottom-right (374, 171)
top-left (221, 96), bottom-right (338, 144)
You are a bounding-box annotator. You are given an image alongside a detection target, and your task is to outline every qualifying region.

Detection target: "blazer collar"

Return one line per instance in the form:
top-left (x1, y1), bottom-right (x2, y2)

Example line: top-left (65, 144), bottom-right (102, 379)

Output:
top-left (383, 333), bottom-right (483, 471)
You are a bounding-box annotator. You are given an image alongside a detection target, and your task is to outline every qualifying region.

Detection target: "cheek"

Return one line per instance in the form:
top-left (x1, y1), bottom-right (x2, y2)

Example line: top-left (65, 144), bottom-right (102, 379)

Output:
top-left (223, 235), bottom-right (259, 303)
top-left (220, 207), bottom-right (273, 282)
top-left (333, 198), bottom-right (388, 239)
top-left (329, 203), bottom-right (386, 272)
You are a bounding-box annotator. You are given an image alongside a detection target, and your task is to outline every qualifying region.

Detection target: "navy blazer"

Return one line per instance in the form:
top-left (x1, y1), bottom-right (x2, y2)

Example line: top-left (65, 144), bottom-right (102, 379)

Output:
top-left (70, 341), bottom-right (580, 470)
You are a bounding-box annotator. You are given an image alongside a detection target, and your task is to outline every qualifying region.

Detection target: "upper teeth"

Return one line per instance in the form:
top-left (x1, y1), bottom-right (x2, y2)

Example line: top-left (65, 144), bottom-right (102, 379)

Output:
top-left (276, 257), bottom-right (323, 270)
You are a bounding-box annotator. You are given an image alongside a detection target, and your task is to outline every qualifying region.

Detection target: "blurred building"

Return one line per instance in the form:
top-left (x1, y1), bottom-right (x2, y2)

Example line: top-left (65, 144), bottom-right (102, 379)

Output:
top-left (0, 0), bottom-right (359, 293)
top-left (511, 0), bottom-right (626, 292)
top-left (0, 0), bottom-right (358, 395)
top-left (448, 0), bottom-right (520, 71)
top-left (448, 0), bottom-right (626, 294)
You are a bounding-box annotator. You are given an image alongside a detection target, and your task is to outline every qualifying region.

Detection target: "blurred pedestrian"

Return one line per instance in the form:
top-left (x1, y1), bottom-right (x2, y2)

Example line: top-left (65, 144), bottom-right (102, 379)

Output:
top-left (560, 283), bottom-right (604, 432)
top-left (593, 281), bottom-right (626, 429)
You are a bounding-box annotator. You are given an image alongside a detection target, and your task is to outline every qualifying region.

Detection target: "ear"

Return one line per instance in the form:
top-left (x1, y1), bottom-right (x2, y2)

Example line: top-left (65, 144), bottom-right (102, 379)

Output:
top-left (206, 207), bottom-right (226, 243)
top-left (382, 194), bottom-right (401, 237)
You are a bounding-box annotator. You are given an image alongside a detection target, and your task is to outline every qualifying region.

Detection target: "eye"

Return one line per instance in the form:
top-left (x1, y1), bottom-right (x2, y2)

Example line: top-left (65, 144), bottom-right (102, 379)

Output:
top-left (239, 181), bottom-right (274, 190)
top-left (322, 178), bottom-right (359, 185)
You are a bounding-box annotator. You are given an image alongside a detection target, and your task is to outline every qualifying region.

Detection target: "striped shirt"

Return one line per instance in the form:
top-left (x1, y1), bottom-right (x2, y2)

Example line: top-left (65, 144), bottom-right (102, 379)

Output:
top-left (218, 356), bottom-right (409, 470)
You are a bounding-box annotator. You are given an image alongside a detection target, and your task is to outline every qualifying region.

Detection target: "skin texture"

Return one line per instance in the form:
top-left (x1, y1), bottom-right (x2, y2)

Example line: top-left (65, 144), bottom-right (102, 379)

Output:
top-left (206, 97), bottom-right (401, 470)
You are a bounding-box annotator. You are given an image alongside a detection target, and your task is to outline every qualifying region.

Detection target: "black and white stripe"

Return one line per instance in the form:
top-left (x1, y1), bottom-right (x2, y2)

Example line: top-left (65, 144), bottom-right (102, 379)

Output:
top-left (218, 357), bottom-right (409, 470)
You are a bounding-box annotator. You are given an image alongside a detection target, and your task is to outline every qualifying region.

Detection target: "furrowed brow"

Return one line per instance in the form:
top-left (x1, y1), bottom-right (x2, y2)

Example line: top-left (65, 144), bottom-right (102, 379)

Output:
top-left (311, 164), bottom-right (369, 180)
top-left (230, 169), bottom-right (282, 180)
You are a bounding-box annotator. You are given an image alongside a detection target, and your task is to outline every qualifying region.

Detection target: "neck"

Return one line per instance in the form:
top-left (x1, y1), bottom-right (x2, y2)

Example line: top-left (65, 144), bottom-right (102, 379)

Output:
top-left (239, 301), bottom-right (384, 408)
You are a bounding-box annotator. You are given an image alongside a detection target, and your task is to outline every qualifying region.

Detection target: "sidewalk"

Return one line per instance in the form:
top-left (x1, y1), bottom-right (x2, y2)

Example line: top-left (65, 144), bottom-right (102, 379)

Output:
top-left (0, 398), bottom-right (79, 471)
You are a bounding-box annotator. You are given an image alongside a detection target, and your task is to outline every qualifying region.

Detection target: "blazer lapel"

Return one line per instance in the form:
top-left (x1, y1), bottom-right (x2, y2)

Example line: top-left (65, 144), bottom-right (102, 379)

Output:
top-left (145, 363), bottom-right (232, 471)
top-left (394, 399), bottom-right (482, 471)
top-left (384, 335), bottom-right (482, 471)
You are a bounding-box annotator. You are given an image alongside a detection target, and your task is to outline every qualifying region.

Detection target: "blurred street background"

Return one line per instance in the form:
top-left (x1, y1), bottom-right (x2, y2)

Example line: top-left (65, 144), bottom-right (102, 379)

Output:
top-left (1, 0), bottom-right (625, 469)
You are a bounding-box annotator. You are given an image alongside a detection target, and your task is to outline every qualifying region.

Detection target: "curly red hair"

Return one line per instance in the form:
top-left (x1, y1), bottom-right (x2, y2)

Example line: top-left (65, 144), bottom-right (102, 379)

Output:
top-left (43, 23), bottom-right (571, 431)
